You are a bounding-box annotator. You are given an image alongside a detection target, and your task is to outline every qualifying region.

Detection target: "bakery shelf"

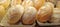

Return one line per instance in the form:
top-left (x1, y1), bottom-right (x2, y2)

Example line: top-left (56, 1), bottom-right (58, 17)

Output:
top-left (37, 21), bottom-right (60, 26)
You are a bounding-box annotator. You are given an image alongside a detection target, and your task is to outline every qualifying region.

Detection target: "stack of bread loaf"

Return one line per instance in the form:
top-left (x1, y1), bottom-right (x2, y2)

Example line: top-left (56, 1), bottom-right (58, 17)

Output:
top-left (0, 0), bottom-right (60, 26)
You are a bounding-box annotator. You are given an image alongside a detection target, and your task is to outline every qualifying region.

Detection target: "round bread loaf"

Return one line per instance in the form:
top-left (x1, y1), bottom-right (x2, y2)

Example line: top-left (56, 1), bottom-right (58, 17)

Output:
top-left (8, 5), bottom-right (24, 24)
top-left (32, 0), bottom-right (45, 10)
top-left (22, 6), bottom-right (37, 25)
top-left (1, 5), bottom-right (24, 25)
top-left (37, 2), bottom-right (54, 23)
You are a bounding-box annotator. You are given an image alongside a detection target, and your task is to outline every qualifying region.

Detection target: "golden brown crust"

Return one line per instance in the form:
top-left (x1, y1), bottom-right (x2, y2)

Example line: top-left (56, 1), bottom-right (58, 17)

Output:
top-left (22, 0), bottom-right (34, 9)
top-left (32, 0), bottom-right (45, 10)
top-left (0, 5), bottom-right (6, 22)
top-left (37, 2), bottom-right (54, 23)
top-left (0, 0), bottom-right (10, 9)
top-left (22, 6), bottom-right (37, 25)
top-left (6, 5), bottom-right (24, 25)
top-left (11, 0), bottom-right (22, 6)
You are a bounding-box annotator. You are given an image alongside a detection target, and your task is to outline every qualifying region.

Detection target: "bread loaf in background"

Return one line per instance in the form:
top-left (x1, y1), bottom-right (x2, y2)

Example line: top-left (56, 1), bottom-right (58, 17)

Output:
top-left (37, 2), bottom-right (54, 23)
top-left (0, 0), bottom-right (10, 9)
top-left (22, 0), bottom-right (34, 8)
top-left (0, 5), bottom-right (24, 25)
top-left (22, 6), bottom-right (37, 25)
top-left (46, 0), bottom-right (57, 5)
top-left (32, 0), bottom-right (45, 10)
top-left (56, 1), bottom-right (60, 9)
top-left (0, 5), bottom-right (6, 22)
top-left (11, 0), bottom-right (22, 6)
top-left (50, 8), bottom-right (60, 23)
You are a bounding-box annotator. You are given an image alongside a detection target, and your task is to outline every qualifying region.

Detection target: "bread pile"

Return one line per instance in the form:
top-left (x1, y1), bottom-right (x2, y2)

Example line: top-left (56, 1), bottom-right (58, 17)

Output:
top-left (0, 0), bottom-right (60, 26)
